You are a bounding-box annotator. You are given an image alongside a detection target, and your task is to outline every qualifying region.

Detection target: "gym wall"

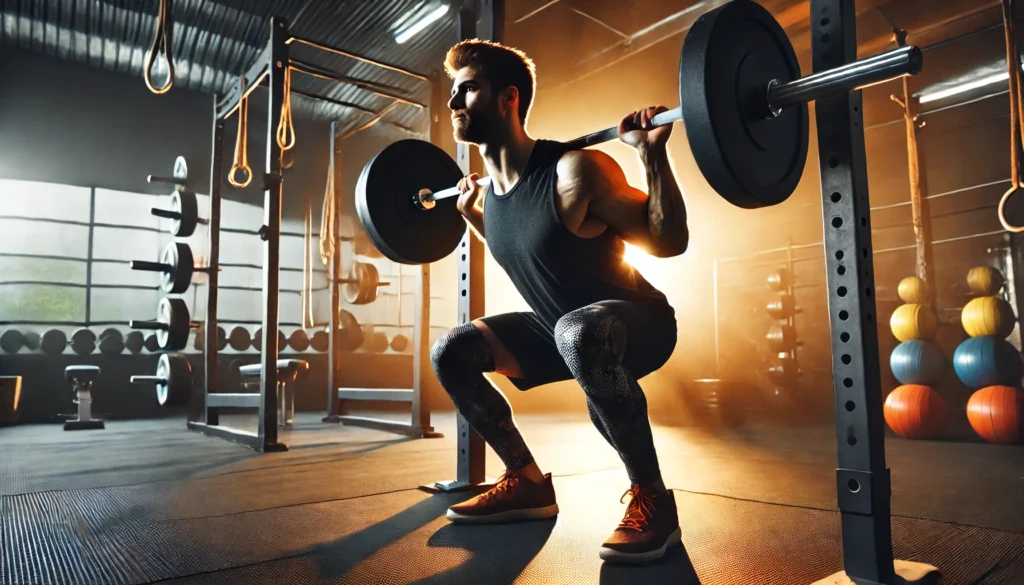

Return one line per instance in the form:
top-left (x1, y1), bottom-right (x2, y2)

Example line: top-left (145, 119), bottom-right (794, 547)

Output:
top-left (0, 46), bottom-right (448, 422)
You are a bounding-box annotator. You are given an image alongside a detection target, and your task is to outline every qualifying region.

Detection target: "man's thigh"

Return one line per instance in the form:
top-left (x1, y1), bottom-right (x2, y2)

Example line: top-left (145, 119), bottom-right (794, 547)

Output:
top-left (475, 312), bottom-right (574, 391)
top-left (584, 300), bottom-right (678, 380)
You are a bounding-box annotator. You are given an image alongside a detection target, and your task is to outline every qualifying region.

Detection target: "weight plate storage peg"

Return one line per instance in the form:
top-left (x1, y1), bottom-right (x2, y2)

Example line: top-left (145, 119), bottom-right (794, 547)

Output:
top-left (343, 262), bottom-right (384, 305)
top-left (129, 298), bottom-right (193, 351)
top-left (131, 353), bottom-right (192, 407)
top-left (130, 242), bottom-right (203, 294)
top-left (148, 190), bottom-right (200, 238)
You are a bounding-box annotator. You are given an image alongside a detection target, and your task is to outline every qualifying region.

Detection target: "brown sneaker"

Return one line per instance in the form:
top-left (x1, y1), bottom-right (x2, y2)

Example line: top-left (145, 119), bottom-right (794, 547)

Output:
top-left (446, 470), bottom-right (559, 524)
top-left (599, 485), bottom-right (682, 564)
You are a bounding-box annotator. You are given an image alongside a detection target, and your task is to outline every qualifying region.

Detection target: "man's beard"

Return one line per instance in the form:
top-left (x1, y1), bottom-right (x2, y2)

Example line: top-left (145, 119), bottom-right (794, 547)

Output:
top-left (453, 112), bottom-right (494, 144)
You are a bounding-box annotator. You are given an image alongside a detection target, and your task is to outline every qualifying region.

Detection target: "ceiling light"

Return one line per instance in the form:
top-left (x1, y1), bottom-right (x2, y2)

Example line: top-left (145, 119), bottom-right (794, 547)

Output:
top-left (917, 71), bottom-right (1009, 104)
top-left (395, 4), bottom-right (449, 44)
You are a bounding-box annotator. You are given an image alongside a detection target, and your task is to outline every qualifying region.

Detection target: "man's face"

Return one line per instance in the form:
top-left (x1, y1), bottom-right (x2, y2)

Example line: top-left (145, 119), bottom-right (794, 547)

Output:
top-left (448, 66), bottom-right (502, 144)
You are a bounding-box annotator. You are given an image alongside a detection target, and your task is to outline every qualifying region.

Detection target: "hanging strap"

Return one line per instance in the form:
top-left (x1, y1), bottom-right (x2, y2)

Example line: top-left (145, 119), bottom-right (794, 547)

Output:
top-left (228, 76), bottom-right (253, 189)
top-left (998, 0), bottom-right (1024, 231)
top-left (143, 0), bottom-right (175, 94)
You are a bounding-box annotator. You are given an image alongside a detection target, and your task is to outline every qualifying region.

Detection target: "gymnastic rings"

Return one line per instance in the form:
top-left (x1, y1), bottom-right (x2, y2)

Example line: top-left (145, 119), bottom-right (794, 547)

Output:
top-left (143, 0), bottom-right (175, 95)
top-left (229, 77), bottom-right (253, 189)
top-left (998, 0), bottom-right (1024, 232)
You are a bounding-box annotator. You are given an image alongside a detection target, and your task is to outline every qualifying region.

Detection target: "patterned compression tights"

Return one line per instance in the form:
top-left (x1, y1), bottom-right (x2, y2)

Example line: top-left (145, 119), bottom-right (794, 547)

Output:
top-left (430, 306), bottom-right (663, 486)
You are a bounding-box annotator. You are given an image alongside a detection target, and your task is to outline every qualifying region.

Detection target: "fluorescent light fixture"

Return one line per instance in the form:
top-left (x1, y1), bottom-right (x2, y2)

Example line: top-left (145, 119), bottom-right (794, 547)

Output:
top-left (918, 71), bottom-right (1009, 104)
top-left (395, 4), bottom-right (449, 44)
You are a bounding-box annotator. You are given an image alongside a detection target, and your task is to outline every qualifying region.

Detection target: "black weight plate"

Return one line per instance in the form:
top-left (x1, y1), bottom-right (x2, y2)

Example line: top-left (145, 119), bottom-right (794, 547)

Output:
top-left (24, 332), bottom-right (41, 351)
top-left (309, 330), bottom-right (329, 352)
top-left (41, 329), bottom-right (68, 355)
top-left (125, 331), bottom-right (144, 354)
top-left (229, 327), bottom-right (251, 351)
top-left (162, 242), bottom-right (194, 294)
top-left (98, 329), bottom-right (125, 356)
top-left (144, 334), bottom-right (159, 352)
top-left (71, 329), bottom-right (97, 356)
top-left (157, 298), bottom-right (190, 350)
top-left (680, 0), bottom-right (807, 209)
top-left (157, 353), bottom-right (192, 407)
top-left (355, 139), bottom-right (466, 264)
top-left (0, 329), bottom-right (24, 353)
top-left (288, 330), bottom-right (310, 352)
top-left (171, 190), bottom-right (199, 237)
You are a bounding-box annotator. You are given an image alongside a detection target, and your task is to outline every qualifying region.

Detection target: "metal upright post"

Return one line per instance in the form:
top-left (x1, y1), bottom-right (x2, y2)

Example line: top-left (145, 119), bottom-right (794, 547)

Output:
top-left (85, 188), bottom-right (96, 325)
top-left (205, 96), bottom-right (224, 427)
top-left (325, 121), bottom-right (343, 422)
top-left (810, 2), bottom-right (937, 584)
top-left (430, 0), bottom-right (501, 492)
top-left (258, 16), bottom-right (289, 452)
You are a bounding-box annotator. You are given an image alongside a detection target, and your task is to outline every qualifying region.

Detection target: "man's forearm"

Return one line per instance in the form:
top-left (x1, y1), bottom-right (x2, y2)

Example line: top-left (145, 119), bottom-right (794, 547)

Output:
top-left (639, 145), bottom-right (688, 255)
top-left (465, 207), bottom-right (486, 240)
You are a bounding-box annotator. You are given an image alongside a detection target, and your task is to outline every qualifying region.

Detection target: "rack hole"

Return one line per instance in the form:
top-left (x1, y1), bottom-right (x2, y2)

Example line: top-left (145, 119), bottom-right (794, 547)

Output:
top-left (837, 265), bottom-right (846, 275)
top-left (843, 378), bottom-right (853, 388)
top-left (831, 217), bottom-right (843, 228)
top-left (835, 250), bottom-right (844, 260)
top-left (840, 332), bottom-right (850, 342)
top-left (828, 155), bottom-right (840, 168)
top-left (839, 310), bottom-right (849, 321)
top-left (837, 286), bottom-right (847, 297)
top-left (841, 354), bottom-right (851, 365)
top-left (831, 192), bottom-right (841, 203)
top-left (845, 400), bottom-right (856, 412)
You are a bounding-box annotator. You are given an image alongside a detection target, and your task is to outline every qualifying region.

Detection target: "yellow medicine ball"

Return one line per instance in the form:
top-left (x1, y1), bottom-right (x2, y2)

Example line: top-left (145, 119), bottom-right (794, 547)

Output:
top-left (967, 266), bottom-right (1004, 296)
top-left (890, 303), bottom-right (938, 342)
top-left (961, 296), bottom-right (1016, 338)
top-left (897, 276), bottom-right (930, 304)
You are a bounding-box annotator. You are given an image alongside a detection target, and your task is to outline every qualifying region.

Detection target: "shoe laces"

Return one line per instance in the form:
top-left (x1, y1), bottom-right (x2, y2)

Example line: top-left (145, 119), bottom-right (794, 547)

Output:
top-left (480, 469), bottom-right (521, 503)
top-left (617, 484), bottom-right (658, 531)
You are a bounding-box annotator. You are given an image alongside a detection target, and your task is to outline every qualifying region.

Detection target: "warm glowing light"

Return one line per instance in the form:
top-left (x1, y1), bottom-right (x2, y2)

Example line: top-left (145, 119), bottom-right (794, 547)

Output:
top-left (395, 4), bottom-right (449, 44)
top-left (918, 72), bottom-right (1009, 104)
top-left (622, 242), bottom-right (649, 268)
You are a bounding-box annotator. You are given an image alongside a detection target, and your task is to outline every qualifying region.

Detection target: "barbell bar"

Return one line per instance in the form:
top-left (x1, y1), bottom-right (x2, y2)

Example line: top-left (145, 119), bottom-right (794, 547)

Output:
top-left (355, 0), bottom-right (924, 265)
top-left (416, 45), bottom-right (920, 211)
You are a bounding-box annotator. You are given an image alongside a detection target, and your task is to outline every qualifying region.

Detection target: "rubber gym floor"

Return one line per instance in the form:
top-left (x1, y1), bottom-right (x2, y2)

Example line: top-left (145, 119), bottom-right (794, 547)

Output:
top-left (2, 411), bottom-right (1023, 585)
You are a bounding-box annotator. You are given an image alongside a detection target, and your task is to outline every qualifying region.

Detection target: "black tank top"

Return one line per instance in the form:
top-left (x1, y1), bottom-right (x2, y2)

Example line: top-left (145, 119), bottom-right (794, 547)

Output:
top-left (482, 139), bottom-right (669, 330)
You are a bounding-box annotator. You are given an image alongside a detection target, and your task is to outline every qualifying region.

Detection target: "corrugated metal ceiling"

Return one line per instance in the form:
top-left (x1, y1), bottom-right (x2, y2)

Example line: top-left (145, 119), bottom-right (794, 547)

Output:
top-left (0, 0), bottom-right (458, 137)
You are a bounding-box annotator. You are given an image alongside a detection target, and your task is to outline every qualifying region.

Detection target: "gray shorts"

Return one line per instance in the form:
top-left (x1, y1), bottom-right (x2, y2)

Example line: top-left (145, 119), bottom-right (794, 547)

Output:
top-left (478, 300), bottom-right (677, 391)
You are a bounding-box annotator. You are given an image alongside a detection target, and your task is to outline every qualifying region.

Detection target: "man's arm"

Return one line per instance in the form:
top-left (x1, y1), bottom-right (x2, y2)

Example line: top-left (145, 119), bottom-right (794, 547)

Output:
top-left (562, 148), bottom-right (688, 258)
top-left (463, 204), bottom-right (486, 240)
top-left (577, 106), bottom-right (689, 258)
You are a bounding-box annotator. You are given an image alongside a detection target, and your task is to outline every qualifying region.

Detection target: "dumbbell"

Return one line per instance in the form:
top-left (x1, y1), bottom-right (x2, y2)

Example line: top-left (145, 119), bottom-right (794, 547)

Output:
top-left (129, 298), bottom-right (198, 351)
top-left (131, 242), bottom-right (214, 294)
top-left (37, 329), bottom-right (98, 356)
top-left (130, 353), bottom-right (192, 407)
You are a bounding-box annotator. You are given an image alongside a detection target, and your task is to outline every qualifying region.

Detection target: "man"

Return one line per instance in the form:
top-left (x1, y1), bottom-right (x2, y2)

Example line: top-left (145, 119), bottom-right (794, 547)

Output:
top-left (430, 38), bottom-right (688, 565)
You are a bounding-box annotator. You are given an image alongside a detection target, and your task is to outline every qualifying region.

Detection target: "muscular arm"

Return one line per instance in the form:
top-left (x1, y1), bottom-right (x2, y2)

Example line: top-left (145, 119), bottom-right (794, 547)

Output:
top-left (463, 204), bottom-right (486, 240)
top-left (559, 148), bottom-right (689, 258)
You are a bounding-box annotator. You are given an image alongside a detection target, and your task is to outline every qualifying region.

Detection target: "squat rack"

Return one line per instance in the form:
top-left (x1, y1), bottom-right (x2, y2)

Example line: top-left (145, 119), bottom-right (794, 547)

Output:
top-left (188, 16), bottom-right (437, 451)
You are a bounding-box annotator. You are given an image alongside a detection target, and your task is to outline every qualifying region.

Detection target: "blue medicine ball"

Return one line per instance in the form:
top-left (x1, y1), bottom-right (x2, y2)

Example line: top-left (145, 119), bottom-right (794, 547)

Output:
top-left (952, 336), bottom-right (1023, 389)
top-left (890, 340), bottom-right (946, 386)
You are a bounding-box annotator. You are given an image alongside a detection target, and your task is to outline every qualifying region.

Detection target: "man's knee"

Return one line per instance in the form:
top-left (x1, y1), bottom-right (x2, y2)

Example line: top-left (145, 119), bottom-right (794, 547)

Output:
top-left (554, 306), bottom-right (627, 364)
top-left (430, 322), bottom-right (495, 380)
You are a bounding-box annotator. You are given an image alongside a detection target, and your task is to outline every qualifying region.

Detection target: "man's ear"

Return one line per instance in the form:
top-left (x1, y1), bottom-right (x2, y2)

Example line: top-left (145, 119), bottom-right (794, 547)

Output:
top-left (500, 85), bottom-right (519, 116)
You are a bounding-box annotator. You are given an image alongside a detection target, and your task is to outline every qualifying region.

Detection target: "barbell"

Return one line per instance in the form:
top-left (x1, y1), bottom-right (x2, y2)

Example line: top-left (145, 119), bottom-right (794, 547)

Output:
top-left (355, 0), bottom-right (923, 265)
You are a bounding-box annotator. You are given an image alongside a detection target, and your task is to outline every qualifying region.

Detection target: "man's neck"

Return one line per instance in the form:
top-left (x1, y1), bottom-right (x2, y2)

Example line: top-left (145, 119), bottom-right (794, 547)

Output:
top-left (478, 127), bottom-right (536, 195)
